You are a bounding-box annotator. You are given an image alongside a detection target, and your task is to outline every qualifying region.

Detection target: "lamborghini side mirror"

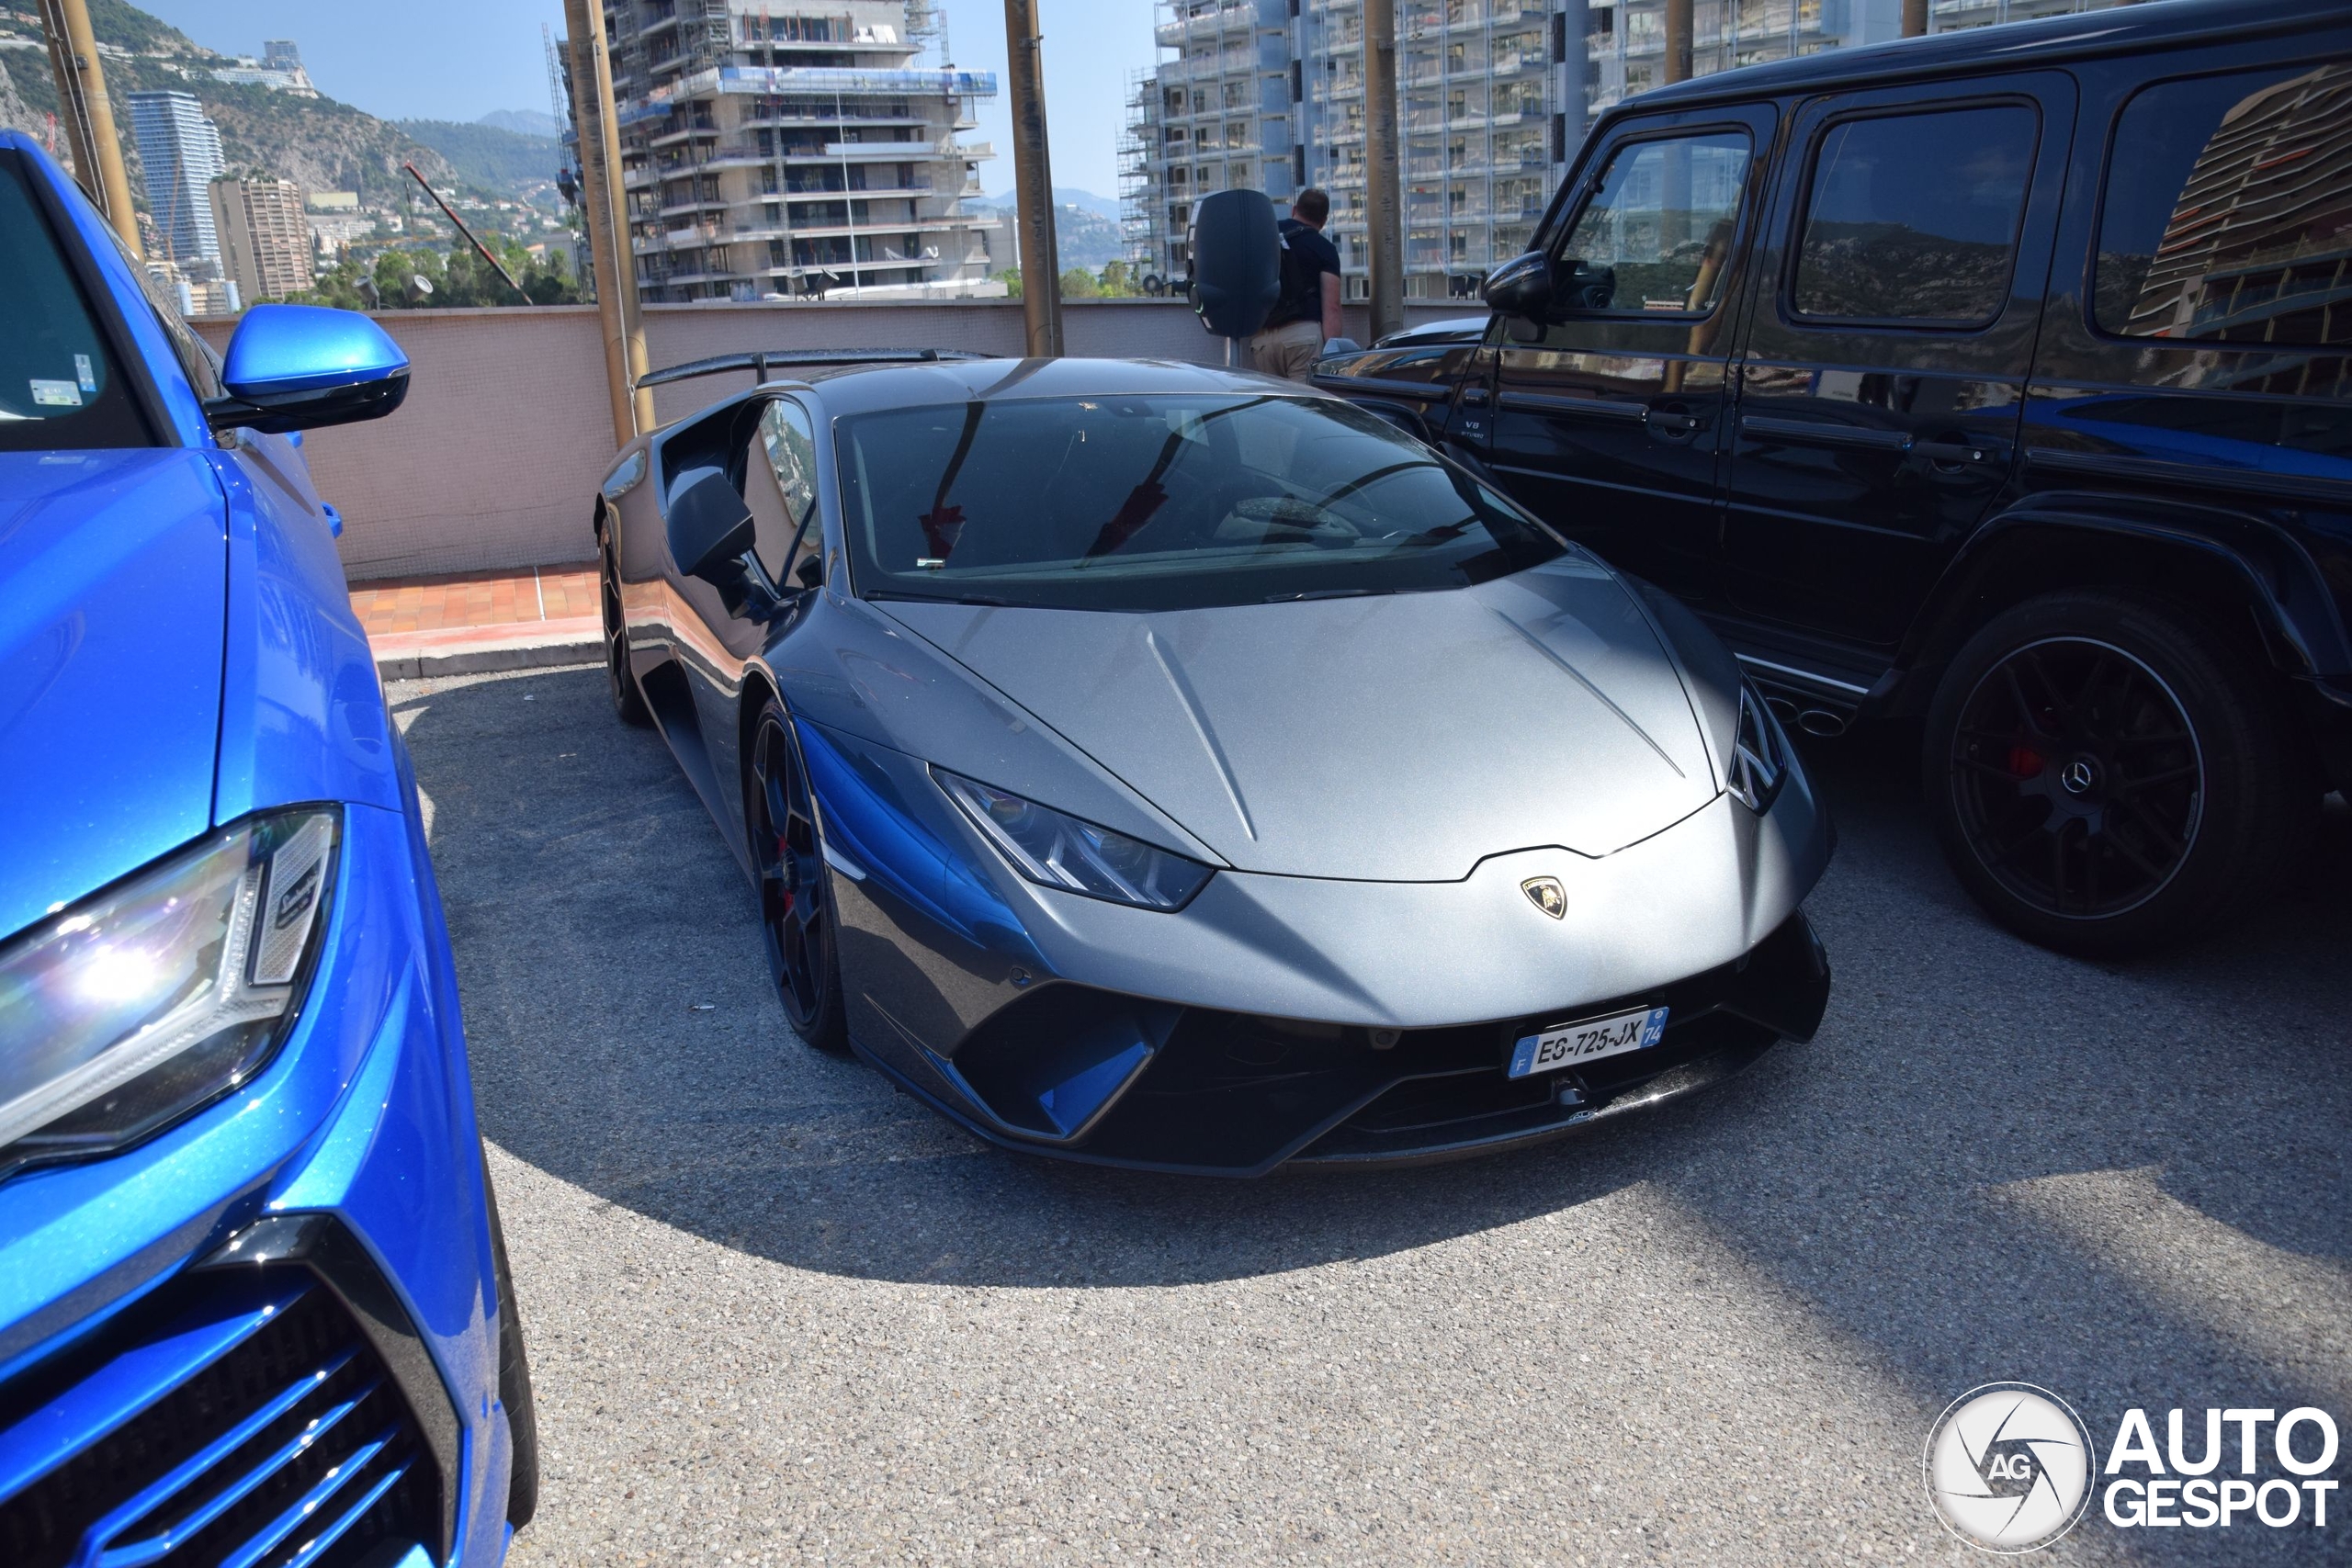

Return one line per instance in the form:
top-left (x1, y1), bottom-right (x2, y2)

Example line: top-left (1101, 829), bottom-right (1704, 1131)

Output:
top-left (668, 470), bottom-right (755, 582)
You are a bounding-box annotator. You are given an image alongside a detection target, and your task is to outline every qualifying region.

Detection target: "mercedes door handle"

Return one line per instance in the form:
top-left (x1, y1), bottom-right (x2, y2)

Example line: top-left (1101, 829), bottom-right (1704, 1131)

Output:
top-left (1909, 439), bottom-right (2003, 465)
top-left (1498, 391), bottom-right (1648, 424)
top-left (1739, 414), bottom-right (1910, 452)
top-left (1647, 411), bottom-right (1705, 435)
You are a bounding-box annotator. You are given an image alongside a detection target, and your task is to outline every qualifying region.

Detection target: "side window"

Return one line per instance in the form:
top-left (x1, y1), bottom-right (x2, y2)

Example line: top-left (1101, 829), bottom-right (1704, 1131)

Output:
top-left (0, 152), bottom-right (150, 450)
top-left (1555, 129), bottom-right (1754, 315)
top-left (2094, 62), bottom-right (2352, 345)
top-left (90, 208), bottom-right (225, 403)
top-left (751, 399), bottom-right (820, 584)
top-left (1791, 105), bottom-right (2038, 327)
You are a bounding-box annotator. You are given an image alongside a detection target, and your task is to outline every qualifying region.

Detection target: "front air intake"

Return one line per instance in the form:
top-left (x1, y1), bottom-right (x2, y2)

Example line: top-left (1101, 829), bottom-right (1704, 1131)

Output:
top-left (0, 1234), bottom-right (448, 1568)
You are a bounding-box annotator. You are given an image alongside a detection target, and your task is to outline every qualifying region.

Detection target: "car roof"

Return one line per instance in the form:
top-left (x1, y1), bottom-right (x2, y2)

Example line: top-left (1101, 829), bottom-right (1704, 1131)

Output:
top-left (1630, 0), bottom-right (2346, 114)
top-left (781, 355), bottom-right (1304, 417)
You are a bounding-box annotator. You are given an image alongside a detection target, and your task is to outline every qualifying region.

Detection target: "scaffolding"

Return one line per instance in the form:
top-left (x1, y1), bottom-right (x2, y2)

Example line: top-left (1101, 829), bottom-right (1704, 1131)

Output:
top-left (1117, 68), bottom-right (1166, 277)
top-left (1288, 0), bottom-right (1572, 298)
top-left (599, 0), bottom-right (1001, 302)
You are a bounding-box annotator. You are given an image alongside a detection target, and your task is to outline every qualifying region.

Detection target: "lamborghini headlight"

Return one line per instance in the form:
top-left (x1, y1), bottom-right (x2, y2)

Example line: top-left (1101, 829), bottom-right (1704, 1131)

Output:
top-left (933, 770), bottom-right (1212, 911)
top-left (1725, 685), bottom-right (1787, 813)
top-left (0, 807), bottom-right (339, 1179)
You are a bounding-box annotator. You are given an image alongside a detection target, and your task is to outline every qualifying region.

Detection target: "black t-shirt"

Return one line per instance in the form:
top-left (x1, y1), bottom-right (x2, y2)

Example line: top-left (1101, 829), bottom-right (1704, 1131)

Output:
top-left (1267, 217), bottom-right (1340, 330)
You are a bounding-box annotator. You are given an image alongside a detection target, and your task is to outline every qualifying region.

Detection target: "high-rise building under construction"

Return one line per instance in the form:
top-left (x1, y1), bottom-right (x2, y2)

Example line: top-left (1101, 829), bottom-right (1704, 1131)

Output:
top-left (1135, 0), bottom-right (1584, 301)
top-left (1126, 0), bottom-right (2127, 301)
top-left (593, 0), bottom-right (1003, 302)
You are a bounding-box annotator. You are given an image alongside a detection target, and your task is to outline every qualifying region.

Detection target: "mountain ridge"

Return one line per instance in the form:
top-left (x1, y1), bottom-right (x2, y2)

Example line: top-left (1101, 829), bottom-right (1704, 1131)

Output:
top-left (0, 0), bottom-right (479, 209)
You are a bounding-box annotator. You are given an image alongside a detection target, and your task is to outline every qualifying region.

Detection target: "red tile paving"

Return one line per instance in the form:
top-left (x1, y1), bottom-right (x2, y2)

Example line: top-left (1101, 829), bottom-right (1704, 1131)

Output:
top-left (348, 563), bottom-right (601, 636)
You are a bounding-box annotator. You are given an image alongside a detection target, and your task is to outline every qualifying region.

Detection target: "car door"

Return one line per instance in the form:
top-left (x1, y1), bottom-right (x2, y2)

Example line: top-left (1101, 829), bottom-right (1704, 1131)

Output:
top-left (1718, 73), bottom-right (2075, 649)
top-left (677, 395), bottom-right (825, 845)
top-left (1483, 103), bottom-right (1776, 600)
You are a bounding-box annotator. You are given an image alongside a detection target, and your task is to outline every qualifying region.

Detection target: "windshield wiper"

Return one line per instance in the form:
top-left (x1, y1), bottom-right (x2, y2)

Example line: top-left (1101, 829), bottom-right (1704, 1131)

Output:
top-left (1263, 587), bottom-right (1375, 603)
top-left (865, 590), bottom-right (1011, 607)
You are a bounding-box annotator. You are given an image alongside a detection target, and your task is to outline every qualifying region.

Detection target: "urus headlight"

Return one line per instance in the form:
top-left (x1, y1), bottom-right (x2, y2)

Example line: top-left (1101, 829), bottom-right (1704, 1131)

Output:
top-left (933, 770), bottom-right (1212, 911)
top-left (0, 807), bottom-right (339, 1179)
top-left (1726, 685), bottom-right (1788, 813)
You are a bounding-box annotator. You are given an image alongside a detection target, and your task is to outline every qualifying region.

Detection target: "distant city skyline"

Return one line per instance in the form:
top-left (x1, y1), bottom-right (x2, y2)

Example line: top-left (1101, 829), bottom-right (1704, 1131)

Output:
top-left (133, 1), bottom-right (1154, 201)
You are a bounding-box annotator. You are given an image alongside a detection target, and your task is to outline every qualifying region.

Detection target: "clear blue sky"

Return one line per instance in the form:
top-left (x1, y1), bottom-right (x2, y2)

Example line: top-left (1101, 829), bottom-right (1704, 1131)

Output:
top-left (136, 1), bottom-right (1156, 199)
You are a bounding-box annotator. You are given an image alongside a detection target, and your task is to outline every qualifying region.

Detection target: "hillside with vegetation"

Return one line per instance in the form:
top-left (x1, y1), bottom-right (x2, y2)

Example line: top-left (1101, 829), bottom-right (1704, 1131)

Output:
top-left (0, 1), bottom-right (459, 208)
top-left (399, 118), bottom-right (560, 203)
top-left (973, 197), bottom-right (1131, 272)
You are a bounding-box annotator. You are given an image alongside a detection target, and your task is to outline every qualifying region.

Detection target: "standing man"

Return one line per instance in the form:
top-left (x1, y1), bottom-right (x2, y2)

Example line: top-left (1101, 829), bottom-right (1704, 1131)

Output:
top-left (1248, 187), bottom-right (1343, 382)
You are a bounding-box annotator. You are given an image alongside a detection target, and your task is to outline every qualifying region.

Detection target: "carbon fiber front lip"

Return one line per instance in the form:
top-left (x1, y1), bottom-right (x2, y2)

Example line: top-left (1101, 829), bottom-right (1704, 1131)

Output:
top-left (852, 1029), bottom-right (1786, 1177)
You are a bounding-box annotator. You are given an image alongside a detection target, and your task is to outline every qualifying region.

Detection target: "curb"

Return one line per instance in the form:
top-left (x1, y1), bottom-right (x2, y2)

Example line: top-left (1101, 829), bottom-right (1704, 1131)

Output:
top-left (375, 639), bottom-right (604, 681)
top-left (368, 615), bottom-right (605, 682)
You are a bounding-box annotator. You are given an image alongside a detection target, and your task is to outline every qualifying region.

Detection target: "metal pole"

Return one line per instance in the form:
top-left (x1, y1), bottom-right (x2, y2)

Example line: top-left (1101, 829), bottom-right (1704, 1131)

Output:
top-left (1002, 0), bottom-right (1063, 356)
top-left (563, 10), bottom-right (635, 447)
top-left (403, 164), bottom-right (534, 303)
top-left (39, 0), bottom-right (140, 256)
top-left (563, 0), bottom-right (655, 441)
top-left (1902, 0), bottom-right (1929, 37)
top-left (39, 9), bottom-right (99, 201)
top-left (1664, 0), bottom-right (1693, 85)
top-left (1363, 0), bottom-right (1404, 343)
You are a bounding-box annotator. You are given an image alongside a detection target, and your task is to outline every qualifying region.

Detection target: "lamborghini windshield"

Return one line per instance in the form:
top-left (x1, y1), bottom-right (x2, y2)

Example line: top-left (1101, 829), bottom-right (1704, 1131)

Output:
top-left (834, 393), bottom-right (1566, 613)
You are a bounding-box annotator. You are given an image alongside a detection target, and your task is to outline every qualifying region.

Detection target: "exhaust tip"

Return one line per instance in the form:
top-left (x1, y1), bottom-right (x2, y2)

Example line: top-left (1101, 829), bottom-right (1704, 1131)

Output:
top-left (1764, 694), bottom-right (1801, 724)
top-left (1797, 708), bottom-right (1849, 738)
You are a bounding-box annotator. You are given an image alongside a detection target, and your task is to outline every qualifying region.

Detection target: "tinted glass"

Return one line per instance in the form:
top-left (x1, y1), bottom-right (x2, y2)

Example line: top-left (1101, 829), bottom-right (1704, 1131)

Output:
top-left (836, 394), bottom-right (1567, 614)
top-left (1792, 106), bottom-right (2038, 325)
top-left (0, 154), bottom-right (146, 449)
top-left (748, 399), bottom-right (820, 582)
top-left (2096, 63), bottom-right (2352, 345)
top-left (1557, 130), bottom-right (1752, 314)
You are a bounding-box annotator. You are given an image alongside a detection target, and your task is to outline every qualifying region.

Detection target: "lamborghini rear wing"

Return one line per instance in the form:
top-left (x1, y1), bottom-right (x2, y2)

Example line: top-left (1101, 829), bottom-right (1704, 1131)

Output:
top-left (636, 348), bottom-right (988, 390)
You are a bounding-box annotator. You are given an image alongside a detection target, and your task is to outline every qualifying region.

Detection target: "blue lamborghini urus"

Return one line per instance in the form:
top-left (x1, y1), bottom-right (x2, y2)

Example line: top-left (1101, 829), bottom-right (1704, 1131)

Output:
top-left (0, 134), bottom-right (534, 1566)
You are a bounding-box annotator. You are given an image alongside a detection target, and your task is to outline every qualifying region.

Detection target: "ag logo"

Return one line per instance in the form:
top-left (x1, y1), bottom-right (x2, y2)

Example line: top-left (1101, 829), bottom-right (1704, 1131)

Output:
top-left (1521, 876), bottom-right (1566, 919)
top-left (1924, 1383), bottom-right (2096, 1553)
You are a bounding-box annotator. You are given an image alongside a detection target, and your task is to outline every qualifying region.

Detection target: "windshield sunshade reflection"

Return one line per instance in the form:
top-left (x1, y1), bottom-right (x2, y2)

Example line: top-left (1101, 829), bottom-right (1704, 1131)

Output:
top-left (837, 393), bottom-right (1568, 614)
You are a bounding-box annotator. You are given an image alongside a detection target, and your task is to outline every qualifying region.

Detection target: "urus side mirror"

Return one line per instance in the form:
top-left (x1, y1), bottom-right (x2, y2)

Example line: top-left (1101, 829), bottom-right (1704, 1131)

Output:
top-left (206, 304), bottom-right (410, 434)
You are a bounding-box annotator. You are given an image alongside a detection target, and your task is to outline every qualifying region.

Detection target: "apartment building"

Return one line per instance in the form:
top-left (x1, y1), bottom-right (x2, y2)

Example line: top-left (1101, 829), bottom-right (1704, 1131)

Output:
top-left (595, 0), bottom-right (1001, 302)
top-left (209, 39), bottom-right (320, 97)
top-left (1131, 0), bottom-right (1580, 301)
top-left (210, 176), bottom-right (316, 302)
top-left (125, 90), bottom-right (226, 270)
top-left (1127, 0), bottom-right (2130, 299)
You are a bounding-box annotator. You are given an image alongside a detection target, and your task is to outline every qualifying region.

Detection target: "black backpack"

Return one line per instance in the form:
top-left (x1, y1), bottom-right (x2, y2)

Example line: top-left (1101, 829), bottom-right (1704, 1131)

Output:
top-left (1268, 219), bottom-right (1321, 329)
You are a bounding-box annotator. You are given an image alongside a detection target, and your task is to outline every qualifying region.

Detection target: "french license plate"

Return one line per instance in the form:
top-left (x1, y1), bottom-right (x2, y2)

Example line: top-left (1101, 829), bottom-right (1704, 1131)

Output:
top-left (1508, 1006), bottom-right (1669, 1079)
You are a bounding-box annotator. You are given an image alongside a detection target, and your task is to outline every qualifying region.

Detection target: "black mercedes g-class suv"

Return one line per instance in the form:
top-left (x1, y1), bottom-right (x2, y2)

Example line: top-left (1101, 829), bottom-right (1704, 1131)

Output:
top-left (1317, 0), bottom-right (2352, 956)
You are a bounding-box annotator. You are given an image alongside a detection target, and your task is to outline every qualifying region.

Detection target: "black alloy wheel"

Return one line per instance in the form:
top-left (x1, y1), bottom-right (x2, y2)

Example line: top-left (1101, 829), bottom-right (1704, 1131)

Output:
top-left (600, 527), bottom-right (651, 728)
top-left (1925, 591), bottom-right (2318, 955)
top-left (748, 700), bottom-right (849, 1053)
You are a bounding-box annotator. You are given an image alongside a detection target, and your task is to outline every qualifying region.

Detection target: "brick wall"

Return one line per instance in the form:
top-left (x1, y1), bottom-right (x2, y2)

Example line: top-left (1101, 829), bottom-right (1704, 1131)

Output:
top-left (195, 299), bottom-right (1480, 581)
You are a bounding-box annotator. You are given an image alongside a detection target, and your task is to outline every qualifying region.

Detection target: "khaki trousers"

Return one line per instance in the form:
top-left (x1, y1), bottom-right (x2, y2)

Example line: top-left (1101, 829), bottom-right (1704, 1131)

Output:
top-left (1246, 319), bottom-right (1323, 382)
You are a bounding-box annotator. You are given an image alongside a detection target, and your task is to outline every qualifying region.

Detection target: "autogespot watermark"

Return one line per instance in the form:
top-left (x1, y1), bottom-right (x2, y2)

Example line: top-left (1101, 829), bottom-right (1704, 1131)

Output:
top-left (1925, 1384), bottom-right (2097, 1552)
top-left (1925, 1385), bottom-right (2343, 1552)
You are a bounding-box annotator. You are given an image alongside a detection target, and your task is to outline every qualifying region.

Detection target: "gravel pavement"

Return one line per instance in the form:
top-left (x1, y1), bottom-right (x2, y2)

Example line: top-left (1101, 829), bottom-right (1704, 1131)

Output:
top-left (388, 665), bottom-right (2351, 1566)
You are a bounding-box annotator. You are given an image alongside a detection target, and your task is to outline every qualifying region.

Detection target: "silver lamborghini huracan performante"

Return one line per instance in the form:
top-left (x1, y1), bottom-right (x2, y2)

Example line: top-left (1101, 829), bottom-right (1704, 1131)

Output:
top-left (594, 355), bottom-right (1832, 1174)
